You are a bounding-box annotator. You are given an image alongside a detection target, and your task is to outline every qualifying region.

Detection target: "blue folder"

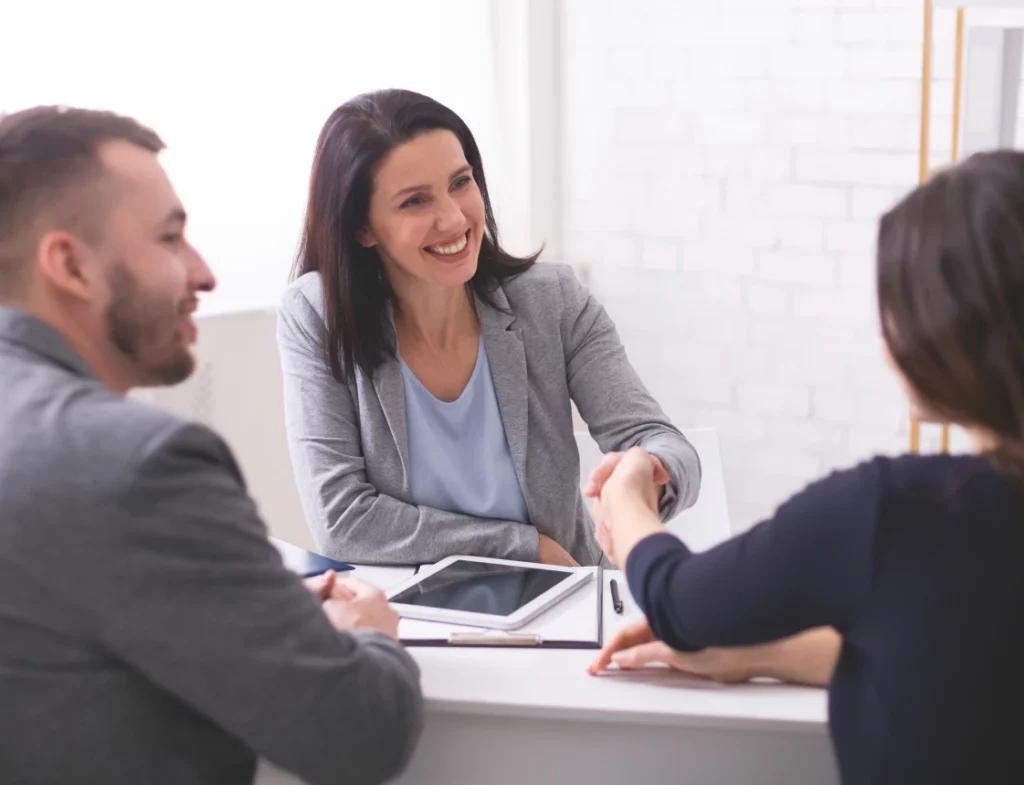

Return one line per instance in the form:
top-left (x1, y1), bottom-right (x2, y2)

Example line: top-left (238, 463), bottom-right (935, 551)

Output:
top-left (270, 537), bottom-right (354, 577)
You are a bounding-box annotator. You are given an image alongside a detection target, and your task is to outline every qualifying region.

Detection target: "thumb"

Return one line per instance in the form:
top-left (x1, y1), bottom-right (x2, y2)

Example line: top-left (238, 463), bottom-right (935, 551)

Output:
top-left (306, 569), bottom-right (335, 598)
top-left (611, 641), bottom-right (676, 670)
top-left (321, 569), bottom-right (337, 593)
top-left (584, 451), bottom-right (624, 497)
top-left (650, 455), bottom-right (670, 486)
top-left (331, 580), bottom-right (358, 601)
top-left (337, 576), bottom-right (382, 599)
top-left (621, 446), bottom-right (656, 477)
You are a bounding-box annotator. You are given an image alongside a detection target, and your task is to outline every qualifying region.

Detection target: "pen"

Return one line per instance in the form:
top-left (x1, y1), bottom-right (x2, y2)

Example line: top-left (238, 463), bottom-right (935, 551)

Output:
top-left (610, 578), bottom-right (624, 615)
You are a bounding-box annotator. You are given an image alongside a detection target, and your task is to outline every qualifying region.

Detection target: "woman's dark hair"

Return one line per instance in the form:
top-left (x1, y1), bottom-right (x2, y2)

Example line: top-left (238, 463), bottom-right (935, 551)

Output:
top-left (292, 89), bottom-right (538, 381)
top-left (878, 150), bottom-right (1024, 480)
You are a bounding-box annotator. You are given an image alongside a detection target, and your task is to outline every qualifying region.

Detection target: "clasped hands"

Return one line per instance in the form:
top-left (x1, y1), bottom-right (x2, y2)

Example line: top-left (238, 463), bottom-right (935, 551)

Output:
top-left (304, 570), bottom-right (400, 640)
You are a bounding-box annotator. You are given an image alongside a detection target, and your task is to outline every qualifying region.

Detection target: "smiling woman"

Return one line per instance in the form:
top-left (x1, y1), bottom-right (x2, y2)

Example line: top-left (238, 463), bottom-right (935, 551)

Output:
top-left (276, 89), bottom-right (702, 567)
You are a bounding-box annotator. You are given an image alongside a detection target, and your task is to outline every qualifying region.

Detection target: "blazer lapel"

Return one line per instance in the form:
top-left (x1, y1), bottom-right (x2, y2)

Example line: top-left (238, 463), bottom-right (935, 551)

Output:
top-left (372, 313), bottom-right (411, 491)
top-left (477, 287), bottom-right (529, 500)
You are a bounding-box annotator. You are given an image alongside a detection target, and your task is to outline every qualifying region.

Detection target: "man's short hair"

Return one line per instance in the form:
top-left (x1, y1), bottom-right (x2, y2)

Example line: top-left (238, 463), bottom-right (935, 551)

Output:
top-left (0, 106), bottom-right (164, 297)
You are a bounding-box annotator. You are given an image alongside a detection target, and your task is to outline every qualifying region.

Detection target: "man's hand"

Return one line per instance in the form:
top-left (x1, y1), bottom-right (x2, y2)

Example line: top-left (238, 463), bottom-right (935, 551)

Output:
top-left (320, 577), bottom-right (401, 640)
top-left (304, 569), bottom-right (338, 601)
top-left (538, 533), bottom-right (579, 567)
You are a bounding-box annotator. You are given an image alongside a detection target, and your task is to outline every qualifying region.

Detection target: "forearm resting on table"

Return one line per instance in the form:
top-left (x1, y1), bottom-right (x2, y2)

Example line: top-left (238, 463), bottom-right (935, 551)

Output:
top-left (604, 483), bottom-right (841, 688)
top-left (744, 627), bottom-right (841, 687)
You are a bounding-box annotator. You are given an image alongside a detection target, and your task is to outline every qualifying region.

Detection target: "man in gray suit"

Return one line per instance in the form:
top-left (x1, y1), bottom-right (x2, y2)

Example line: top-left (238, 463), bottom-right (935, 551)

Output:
top-left (0, 106), bottom-right (423, 785)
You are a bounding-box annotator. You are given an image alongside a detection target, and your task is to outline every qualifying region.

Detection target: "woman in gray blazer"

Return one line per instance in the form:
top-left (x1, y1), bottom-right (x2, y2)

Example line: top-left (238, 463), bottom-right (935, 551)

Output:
top-left (277, 89), bottom-right (701, 567)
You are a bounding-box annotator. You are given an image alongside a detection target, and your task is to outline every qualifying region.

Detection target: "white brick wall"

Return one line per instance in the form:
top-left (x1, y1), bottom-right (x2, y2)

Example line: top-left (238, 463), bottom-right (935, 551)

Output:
top-left (562, 0), bottom-right (969, 529)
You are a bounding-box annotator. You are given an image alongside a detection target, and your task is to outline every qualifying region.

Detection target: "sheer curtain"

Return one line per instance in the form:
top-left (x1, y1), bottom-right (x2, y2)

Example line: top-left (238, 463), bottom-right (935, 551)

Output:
top-left (2, 0), bottom-right (526, 314)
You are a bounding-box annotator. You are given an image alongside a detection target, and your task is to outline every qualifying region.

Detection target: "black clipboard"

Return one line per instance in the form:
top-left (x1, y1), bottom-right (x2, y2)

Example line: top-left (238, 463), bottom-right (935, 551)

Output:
top-left (270, 537), bottom-right (354, 577)
top-left (400, 565), bottom-right (604, 650)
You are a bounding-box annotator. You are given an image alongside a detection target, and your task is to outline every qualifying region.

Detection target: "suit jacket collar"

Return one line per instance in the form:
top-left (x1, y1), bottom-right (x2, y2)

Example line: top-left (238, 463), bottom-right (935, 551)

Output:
top-left (474, 285), bottom-right (530, 511)
top-left (0, 307), bottom-right (96, 380)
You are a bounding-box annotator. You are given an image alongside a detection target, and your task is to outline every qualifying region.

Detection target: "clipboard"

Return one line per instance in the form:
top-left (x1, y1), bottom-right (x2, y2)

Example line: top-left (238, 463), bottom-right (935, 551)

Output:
top-left (270, 537), bottom-right (354, 577)
top-left (399, 565), bottom-right (604, 649)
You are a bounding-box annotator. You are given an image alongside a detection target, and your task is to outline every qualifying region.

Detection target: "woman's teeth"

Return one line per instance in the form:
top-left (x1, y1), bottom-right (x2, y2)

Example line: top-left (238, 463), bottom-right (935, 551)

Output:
top-left (427, 233), bottom-right (468, 255)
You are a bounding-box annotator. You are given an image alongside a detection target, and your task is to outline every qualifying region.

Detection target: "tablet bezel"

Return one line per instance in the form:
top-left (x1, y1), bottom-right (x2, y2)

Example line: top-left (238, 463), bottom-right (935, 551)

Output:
top-left (386, 555), bottom-right (593, 631)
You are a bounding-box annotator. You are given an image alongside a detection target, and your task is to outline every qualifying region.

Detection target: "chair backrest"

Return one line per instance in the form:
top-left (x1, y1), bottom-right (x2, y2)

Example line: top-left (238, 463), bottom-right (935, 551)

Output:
top-left (574, 427), bottom-right (732, 553)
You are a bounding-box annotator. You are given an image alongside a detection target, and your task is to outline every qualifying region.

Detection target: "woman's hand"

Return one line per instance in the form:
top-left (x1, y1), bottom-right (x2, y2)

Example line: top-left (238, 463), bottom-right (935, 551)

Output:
top-left (592, 502), bottom-right (616, 564)
top-left (584, 450), bottom-right (669, 503)
top-left (589, 619), bottom-right (755, 682)
top-left (600, 447), bottom-right (664, 512)
top-left (589, 620), bottom-right (841, 688)
top-left (538, 533), bottom-right (580, 567)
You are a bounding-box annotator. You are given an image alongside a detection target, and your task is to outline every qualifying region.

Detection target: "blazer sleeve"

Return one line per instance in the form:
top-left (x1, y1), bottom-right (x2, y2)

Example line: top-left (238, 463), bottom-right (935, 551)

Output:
top-left (626, 461), bottom-right (880, 651)
top-left (276, 285), bottom-right (540, 565)
top-left (75, 423), bottom-right (424, 785)
top-left (556, 265), bottom-right (701, 520)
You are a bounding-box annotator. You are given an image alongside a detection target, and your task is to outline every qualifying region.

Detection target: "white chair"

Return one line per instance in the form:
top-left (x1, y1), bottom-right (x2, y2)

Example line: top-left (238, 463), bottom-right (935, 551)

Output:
top-left (575, 427), bottom-right (732, 553)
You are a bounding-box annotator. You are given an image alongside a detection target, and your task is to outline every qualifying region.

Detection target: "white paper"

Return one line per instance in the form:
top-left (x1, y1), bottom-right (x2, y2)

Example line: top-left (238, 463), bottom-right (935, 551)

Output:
top-left (398, 568), bottom-right (600, 643)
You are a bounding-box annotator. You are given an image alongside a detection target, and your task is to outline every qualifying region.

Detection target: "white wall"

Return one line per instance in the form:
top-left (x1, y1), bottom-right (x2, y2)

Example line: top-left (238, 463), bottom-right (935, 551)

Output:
top-left (134, 309), bottom-right (316, 549)
top-left (1, 0), bottom-right (533, 314)
top-left (27, 1), bottom-right (1021, 541)
top-left (561, 0), bottom-right (985, 529)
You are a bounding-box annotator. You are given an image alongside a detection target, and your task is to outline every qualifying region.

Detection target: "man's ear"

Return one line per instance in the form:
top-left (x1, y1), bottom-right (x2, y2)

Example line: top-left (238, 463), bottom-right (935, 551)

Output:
top-left (36, 231), bottom-right (95, 302)
top-left (356, 227), bottom-right (377, 248)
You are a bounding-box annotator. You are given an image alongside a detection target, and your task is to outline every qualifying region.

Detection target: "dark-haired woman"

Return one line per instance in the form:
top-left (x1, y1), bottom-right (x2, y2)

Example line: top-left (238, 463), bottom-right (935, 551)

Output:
top-left (588, 151), bottom-right (1024, 784)
top-left (277, 89), bottom-right (701, 567)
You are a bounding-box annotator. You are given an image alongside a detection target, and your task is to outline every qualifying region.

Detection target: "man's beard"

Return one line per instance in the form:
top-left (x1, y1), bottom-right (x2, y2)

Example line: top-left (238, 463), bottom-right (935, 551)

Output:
top-left (105, 262), bottom-right (195, 386)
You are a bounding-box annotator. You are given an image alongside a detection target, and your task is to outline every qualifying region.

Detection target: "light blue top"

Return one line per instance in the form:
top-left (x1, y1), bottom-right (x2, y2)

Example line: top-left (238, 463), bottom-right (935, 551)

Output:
top-left (399, 336), bottom-right (529, 524)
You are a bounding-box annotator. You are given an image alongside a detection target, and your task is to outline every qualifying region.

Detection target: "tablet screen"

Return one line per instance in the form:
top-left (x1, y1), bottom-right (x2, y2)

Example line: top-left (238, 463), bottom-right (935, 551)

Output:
top-left (389, 560), bottom-right (573, 616)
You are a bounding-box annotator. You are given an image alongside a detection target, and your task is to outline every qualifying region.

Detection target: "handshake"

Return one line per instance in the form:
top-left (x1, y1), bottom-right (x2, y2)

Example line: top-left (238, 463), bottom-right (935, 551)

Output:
top-left (583, 446), bottom-right (670, 568)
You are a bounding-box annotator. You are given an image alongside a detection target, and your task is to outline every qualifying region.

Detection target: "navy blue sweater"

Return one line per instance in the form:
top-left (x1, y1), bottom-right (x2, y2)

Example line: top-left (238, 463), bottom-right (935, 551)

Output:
top-left (627, 455), bottom-right (1024, 785)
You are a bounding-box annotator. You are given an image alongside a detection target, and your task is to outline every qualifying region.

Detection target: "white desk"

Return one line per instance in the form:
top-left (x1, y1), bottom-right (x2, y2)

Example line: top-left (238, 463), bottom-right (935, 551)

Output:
top-left (260, 437), bottom-right (835, 785)
top-left (259, 566), bottom-right (838, 785)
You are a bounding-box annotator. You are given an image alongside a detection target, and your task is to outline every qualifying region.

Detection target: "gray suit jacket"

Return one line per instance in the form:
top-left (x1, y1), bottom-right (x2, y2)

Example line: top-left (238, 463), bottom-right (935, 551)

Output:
top-left (0, 307), bottom-right (423, 785)
top-left (278, 262), bottom-right (701, 566)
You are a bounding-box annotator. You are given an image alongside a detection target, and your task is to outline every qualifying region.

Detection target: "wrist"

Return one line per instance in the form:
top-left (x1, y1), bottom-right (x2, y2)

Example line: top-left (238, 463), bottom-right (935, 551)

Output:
top-left (740, 642), bottom-right (779, 681)
top-left (738, 629), bottom-right (840, 686)
top-left (607, 497), bottom-right (664, 565)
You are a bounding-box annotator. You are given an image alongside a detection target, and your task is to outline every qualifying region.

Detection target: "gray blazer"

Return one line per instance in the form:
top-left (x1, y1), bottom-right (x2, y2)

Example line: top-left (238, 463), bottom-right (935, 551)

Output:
top-left (278, 262), bottom-right (701, 567)
top-left (0, 307), bottom-right (422, 785)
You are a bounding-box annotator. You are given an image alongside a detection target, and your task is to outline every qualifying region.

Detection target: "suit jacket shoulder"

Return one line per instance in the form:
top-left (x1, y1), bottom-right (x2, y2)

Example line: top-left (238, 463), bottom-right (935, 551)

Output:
top-left (498, 261), bottom-right (582, 325)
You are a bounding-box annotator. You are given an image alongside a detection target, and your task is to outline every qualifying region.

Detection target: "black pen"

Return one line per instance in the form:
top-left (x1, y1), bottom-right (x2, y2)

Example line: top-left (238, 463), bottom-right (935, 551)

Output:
top-left (610, 578), bottom-right (624, 615)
